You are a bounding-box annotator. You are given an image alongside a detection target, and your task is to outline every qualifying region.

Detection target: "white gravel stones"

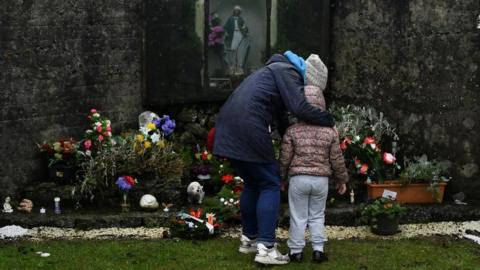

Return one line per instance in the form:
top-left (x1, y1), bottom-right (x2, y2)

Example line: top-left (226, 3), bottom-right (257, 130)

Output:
top-left (0, 225), bottom-right (28, 239)
top-left (1, 220), bottom-right (478, 241)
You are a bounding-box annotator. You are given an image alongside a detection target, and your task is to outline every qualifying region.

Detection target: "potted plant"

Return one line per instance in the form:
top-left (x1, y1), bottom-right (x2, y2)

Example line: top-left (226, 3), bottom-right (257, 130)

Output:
top-left (366, 158), bottom-right (448, 204)
top-left (39, 138), bottom-right (79, 183)
top-left (359, 197), bottom-right (407, 235)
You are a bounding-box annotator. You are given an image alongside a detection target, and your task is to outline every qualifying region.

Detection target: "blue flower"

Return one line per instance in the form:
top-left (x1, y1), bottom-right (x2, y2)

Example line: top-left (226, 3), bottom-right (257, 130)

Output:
top-left (116, 176), bottom-right (132, 191)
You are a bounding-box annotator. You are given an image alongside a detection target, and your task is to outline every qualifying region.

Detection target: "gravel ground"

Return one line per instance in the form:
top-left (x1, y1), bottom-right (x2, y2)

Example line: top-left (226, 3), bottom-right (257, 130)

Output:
top-left (1, 220), bottom-right (477, 241)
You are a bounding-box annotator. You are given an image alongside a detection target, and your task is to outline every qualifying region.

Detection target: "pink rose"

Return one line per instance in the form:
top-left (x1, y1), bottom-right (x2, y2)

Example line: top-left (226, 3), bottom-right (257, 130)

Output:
top-left (96, 125), bottom-right (102, 133)
top-left (106, 125), bottom-right (111, 132)
top-left (359, 163), bottom-right (369, 174)
top-left (90, 109), bottom-right (97, 114)
top-left (84, 140), bottom-right (92, 150)
top-left (383, 153), bottom-right (396, 165)
top-left (98, 135), bottom-right (104, 142)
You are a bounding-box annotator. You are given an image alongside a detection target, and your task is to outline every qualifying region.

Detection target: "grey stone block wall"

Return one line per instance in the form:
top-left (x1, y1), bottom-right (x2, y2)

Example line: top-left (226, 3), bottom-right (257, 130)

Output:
top-left (331, 0), bottom-right (480, 199)
top-left (0, 0), bottom-right (144, 198)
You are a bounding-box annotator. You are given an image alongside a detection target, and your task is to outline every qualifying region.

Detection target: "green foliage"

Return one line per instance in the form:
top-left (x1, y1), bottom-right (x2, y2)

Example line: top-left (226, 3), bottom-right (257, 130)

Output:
top-left (330, 104), bottom-right (399, 142)
top-left (400, 159), bottom-right (445, 202)
top-left (359, 197), bottom-right (407, 225)
top-left (74, 135), bottom-right (184, 200)
top-left (399, 160), bottom-right (442, 184)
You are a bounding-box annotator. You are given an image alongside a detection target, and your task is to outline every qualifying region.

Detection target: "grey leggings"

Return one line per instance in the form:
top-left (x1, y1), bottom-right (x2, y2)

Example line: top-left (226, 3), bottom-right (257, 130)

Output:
top-left (287, 175), bottom-right (329, 253)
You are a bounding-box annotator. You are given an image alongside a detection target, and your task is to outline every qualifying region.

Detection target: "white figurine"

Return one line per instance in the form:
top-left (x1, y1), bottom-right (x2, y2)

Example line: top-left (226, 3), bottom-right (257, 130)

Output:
top-left (2, 197), bottom-right (13, 213)
top-left (162, 203), bottom-right (173, 212)
top-left (187, 181), bottom-right (205, 204)
top-left (139, 194), bottom-right (159, 210)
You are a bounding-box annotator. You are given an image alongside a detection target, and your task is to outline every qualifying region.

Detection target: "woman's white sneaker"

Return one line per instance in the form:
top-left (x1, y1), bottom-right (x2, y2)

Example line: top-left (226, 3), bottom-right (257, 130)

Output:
top-left (254, 243), bottom-right (290, 265)
top-left (238, 235), bottom-right (257, 254)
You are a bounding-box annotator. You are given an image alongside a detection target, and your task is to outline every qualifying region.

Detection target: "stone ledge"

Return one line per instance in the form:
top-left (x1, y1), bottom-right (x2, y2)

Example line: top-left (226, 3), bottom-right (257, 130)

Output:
top-left (1, 203), bottom-right (479, 229)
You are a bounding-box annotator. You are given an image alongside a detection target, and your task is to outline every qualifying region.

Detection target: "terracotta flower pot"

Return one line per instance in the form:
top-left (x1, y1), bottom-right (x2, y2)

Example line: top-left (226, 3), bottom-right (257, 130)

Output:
top-left (366, 180), bottom-right (447, 204)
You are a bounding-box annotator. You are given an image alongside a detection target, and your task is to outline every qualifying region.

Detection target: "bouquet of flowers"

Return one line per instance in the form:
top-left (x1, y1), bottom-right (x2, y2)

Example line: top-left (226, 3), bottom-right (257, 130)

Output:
top-left (116, 175), bottom-right (137, 212)
top-left (170, 208), bottom-right (220, 239)
top-left (332, 104), bottom-right (400, 184)
top-left (39, 138), bottom-right (78, 167)
top-left (135, 115), bottom-right (176, 156)
top-left (83, 109), bottom-right (113, 154)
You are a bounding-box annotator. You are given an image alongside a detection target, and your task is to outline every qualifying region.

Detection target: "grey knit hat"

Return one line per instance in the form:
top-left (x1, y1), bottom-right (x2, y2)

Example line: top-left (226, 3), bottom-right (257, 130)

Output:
top-left (305, 54), bottom-right (328, 90)
top-left (304, 85), bottom-right (326, 110)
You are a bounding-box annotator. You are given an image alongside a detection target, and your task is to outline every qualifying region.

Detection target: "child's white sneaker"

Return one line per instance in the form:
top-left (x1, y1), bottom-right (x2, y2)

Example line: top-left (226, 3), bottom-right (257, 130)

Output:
top-left (238, 235), bottom-right (257, 254)
top-left (254, 243), bottom-right (290, 265)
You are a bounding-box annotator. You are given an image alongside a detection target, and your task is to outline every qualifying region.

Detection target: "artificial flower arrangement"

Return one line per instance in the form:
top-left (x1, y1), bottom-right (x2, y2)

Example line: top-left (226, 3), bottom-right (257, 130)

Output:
top-left (83, 109), bottom-right (114, 156)
top-left (332, 104), bottom-right (401, 185)
top-left (170, 208), bottom-right (220, 239)
top-left (39, 138), bottom-right (78, 167)
top-left (135, 115), bottom-right (176, 156)
top-left (191, 147), bottom-right (214, 179)
top-left (116, 175), bottom-right (138, 212)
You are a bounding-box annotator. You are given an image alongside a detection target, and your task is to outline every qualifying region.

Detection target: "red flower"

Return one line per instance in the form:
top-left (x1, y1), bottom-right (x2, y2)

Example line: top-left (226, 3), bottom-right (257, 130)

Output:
top-left (90, 109), bottom-right (97, 114)
top-left (383, 152), bottom-right (396, 165)
top-left (340, 137), bottom-right (352, 151)
top-left (201, 151), bottom-right (208, 161)
top-left (363, 136), bottom-right (376, 145)
top-left (98, 135), bottom-right (104, 142)
top-left (359, 163), bottom-right (369, 174)
top-left (96, 125), bottom-right (103, 133)
top-left (124, 176), bottom-right (136, 186)
top-left (207, 127), bottom-right (216, 152)
top-left (232, 185), bottom-right (243, 194)
top-left (190, 208), bottom-right (202, 218)
top-left (221, 174), bottom-right (234, 184)
top-left (106, 125), bottom-right (112, 132)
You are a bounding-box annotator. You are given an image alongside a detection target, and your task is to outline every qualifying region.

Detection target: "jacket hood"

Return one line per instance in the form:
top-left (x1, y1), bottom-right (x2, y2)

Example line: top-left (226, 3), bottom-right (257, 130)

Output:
top-left (265, 54), bottom-right (290, 65)
top-left (265, 54), bottom-right (303, 78)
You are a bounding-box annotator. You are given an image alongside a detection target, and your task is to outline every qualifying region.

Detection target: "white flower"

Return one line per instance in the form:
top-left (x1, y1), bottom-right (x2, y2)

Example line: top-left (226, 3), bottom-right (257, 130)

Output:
top-left (93, 113), bottom-right (100, 118)
top-left (370, 144), bottom-right (376, 150)
top-left (95, 122), bottom-right (101, 126)
top-left (229, 198), bottom-right (234, 203)
top-left (150, 133), bottom-right (160, 143)
top-left (220, 198), bottom-right (225, 202)
top-left (86, 130), bottom-right (93, 134)
top-left (354, 135), bottom-right (361, 142)
top-left (220, 165), bottom-right (224, 168)
top-left (85, 150), bottom-right (91, 156)
top-left (224, 202), bottom-right (228, 206)
top-left (139, 127), bottom-right (149, 135)
top-left (106, 120), bottom-right (111, 125)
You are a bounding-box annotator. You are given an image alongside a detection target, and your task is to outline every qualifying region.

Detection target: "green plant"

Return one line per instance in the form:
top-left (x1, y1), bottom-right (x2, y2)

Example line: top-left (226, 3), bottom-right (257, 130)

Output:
top-left (399, 159), bottom-right (445, 202)
top-left (358, 197), bottom-right (407, 225)
top-left (74, 135), bottom-right (184, 200)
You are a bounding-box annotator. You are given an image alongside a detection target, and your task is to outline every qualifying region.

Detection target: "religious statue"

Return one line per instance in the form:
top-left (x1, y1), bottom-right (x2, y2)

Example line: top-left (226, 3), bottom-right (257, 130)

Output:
top-left (224, 5), bottom-right (250, 75)
top-left (2, 197), bottom-right (13, 213)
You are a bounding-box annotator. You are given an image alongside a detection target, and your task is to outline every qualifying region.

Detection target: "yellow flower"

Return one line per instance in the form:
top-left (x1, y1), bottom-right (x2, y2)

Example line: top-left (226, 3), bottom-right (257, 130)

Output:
top-left (147, 123), bottom-right (156, 130)
top-left (144, 141), bottom-right (152, 149)
top-left (136, 134), bottom-right (144, 142)
top-left (54, 153), bottom-right (62, 160)
top-left (156, 140), bottom-right (165, 148)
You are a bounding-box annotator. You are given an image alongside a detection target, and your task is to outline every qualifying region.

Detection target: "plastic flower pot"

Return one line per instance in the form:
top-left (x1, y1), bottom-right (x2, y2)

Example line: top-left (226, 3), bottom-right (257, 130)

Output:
top-left (371, 214), bottom-right (400, 236)
top-left (48, 162), bottom-right (76, 184)
top-left (366, 181), bottom-right (447, 204)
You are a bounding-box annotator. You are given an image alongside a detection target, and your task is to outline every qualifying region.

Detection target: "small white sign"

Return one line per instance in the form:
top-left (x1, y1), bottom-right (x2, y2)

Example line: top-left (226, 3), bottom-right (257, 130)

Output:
top-left (382, 189), bottom-right (397, 200)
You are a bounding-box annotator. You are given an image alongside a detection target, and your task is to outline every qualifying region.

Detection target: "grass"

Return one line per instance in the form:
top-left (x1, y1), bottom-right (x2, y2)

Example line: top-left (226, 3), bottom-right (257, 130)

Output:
top-left (0, 237), bottom-right (479, 270)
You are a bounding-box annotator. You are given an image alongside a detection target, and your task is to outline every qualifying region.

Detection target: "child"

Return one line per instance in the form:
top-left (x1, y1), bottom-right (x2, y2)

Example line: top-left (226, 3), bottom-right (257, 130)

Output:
top-left (280, 54), bottom-right (348, 263)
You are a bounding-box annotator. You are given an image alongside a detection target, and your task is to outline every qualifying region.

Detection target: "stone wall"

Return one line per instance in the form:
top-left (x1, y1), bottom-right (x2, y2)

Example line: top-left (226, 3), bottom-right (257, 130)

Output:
top-left (330, 0), bottom-right (480, 199)
top-left (0, 0), bottom-right (144, 198)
